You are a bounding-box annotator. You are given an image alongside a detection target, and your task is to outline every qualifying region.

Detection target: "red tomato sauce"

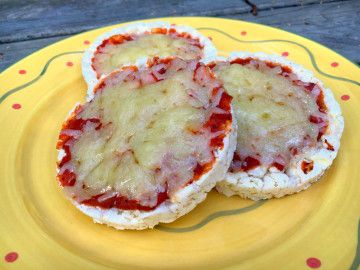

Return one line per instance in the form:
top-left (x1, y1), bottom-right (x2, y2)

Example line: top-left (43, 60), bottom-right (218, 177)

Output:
top-left (82, 190), bottom-right (169, 211)
top-left (301, 160), bottom-right (314, 174)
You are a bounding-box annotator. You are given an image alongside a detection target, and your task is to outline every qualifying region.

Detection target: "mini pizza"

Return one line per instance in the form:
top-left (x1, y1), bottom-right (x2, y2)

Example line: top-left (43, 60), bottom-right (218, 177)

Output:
top-left (82, 21), bottom-right (216, 98)
top-left (210, 52), bottom-right (344, 200)
top-left (57, 57), bottom-right (236, 230)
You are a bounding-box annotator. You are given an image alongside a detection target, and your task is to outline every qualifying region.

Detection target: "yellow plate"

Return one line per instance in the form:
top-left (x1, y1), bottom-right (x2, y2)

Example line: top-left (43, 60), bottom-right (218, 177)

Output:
top-left (0, 17), bottom-right (359, 270)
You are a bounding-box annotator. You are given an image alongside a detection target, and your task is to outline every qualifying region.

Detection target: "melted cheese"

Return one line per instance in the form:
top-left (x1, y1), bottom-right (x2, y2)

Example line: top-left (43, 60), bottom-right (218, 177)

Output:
top-left (93, 34), bottom-right (202, 76)
top-left (66, 67), bottom-right (217, 207)
top-left (215, 63), bottom-right (319, 165)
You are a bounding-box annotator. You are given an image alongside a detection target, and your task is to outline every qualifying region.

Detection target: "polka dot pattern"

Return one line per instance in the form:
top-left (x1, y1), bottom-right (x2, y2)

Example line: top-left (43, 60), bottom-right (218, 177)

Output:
top-left (18, 70), bottom-right (26, 75)
top-left (66, 61), bottom-right (74, 67)
top-left (84, 40), bottom-right (90, 45)
top-left (306, 257), bottom-right (321, 268)
top-left (331, 62), bottom-right (339, 67)
top-left (12, 103), bottom-right (21, 110)
top-left (341, 95), bottom-right (350, 101)
top-left (282, 52), bottom-right (289, 57)
top-left (241, 31), bottom-right (247, 36)
top-left (4, 252), bottom-right (18, 263)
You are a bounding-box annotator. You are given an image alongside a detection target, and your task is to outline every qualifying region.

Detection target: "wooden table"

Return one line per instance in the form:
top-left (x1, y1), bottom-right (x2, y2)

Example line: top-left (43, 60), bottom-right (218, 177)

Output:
top-left (0, 0), bottom-right (359, 72)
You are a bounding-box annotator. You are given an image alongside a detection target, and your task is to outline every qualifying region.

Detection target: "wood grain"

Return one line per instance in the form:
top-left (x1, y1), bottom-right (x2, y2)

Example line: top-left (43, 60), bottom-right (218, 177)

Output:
top-left (0, 0), bottom-right (358, 72)
top-left (227, 0), bottom-right (360, 64)
top-left (0, 0), bottom-right (338, 42)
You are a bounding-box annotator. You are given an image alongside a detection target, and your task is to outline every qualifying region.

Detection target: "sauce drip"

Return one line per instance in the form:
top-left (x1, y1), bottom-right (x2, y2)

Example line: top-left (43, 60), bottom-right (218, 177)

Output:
top-left (272, 162), bottom-right (285, 171)
top-left (229, 153), bottom-right (261, 172)
top-left (324, 139), bottom-right (335, 151)
top-left (301, 160), bottom-right (314, 174)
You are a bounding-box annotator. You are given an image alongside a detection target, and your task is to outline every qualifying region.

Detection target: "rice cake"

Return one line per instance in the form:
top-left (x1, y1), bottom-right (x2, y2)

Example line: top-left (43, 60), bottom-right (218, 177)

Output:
top-left (57, 57), bottom-right (236, 229)
top-left (210, 52), bottom-right (344, 200)
top-left (82, 21), bottom-right (216, 98)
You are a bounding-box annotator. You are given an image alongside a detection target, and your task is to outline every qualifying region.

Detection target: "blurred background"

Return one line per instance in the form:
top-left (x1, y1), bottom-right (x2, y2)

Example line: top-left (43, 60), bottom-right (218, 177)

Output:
top-left (0, 0), bottom-right (359, 71)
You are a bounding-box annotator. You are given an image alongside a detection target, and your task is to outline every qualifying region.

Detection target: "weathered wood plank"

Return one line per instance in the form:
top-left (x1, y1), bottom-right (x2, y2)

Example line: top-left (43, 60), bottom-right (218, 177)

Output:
top-left (0, 0), bottom-right (338, 43)
top-left (1, 0), bottom-right (358, 72)
top-left (226, 0), bottom-right (360, 64)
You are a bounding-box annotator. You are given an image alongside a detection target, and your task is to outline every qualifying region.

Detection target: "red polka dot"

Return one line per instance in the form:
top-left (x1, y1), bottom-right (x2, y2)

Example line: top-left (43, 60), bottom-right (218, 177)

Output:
top-left (331, 62), bottom-right (339, 67)
top-left (241, 31), bottom-right (247, 36)
top-left (66, 61), bottom-right (74, 67)
top-left (4, 252), bottom-right (18, 263)
top-left (208, 36), bottom-right (213, 41)
top-left (18, 70), bottom-right (26, 75)
top-left (282, 52), bottom-right (289, 57)
top-left (341, 94), bottom-right (350, 101)
top-left (306, 257), bottom-right (321, 268)
top-left (84, 40), bottom-right (90, 45)
top-left (12, 103), bottom-right (21, 110)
